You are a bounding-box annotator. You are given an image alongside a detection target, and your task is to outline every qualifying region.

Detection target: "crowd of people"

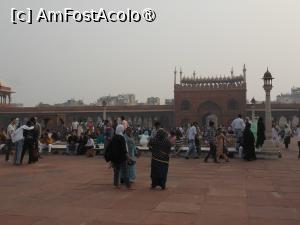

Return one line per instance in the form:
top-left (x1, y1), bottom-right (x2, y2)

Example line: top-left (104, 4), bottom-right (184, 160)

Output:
top-left (103, 115), bottom-right (300, 190)
top-left (1, 114), bottom-right (300, 190)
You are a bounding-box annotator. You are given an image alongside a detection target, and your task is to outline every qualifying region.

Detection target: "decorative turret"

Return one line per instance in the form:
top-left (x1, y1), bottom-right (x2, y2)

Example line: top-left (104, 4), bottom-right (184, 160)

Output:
top-left (0, 81), bottom-right (15, 105)
top-left (243, 64), bottom-right (247, 80)
top-left (179, 67), bottom-right (182, 84)
top-left (263, 68), bottom-right (273, 91)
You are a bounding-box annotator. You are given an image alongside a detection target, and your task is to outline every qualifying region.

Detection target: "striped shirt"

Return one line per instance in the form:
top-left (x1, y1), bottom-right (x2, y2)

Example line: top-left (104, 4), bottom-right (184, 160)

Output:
top-left (205, 127), bottom-right (216, 144)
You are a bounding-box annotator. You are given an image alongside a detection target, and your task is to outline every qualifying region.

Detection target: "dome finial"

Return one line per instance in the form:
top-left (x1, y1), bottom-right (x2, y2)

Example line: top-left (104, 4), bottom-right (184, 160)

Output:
top-left (263, 67), bottom-right (273, 79)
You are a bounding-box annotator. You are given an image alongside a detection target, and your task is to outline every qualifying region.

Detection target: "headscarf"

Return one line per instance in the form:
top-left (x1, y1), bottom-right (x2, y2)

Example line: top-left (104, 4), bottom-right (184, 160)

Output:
top-left (243, 122), bottom-right (252, 136)
top-left (115, 124), bottom-right (125, 136)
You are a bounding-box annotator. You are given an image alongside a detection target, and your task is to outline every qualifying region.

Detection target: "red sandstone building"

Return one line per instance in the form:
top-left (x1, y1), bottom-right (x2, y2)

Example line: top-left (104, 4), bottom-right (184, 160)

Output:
top-left (174, 65), bottom-right (247, 127)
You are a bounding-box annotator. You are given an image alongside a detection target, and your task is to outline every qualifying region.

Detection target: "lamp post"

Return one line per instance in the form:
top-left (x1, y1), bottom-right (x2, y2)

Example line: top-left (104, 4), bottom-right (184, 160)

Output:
top-left (262, 68), bottom-right (274, 140)
top-left (260, 68), bottom-right (281, 158)
top-left (102, 100), bottom-right (107, 120)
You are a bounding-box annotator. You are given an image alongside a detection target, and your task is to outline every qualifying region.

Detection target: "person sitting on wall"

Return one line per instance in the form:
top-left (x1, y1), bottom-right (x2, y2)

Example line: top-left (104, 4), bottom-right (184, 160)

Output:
top-left (85, 135), bottom-right (95, 157)
top-left (66, 130), bottom-right (79, 155)
top-left (39, 132), bottom-right (53, 153)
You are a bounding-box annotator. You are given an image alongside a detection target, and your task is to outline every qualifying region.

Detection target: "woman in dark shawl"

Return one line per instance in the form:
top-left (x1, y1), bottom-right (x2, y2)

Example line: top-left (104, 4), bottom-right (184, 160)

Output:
top-left (107, 124), bottom-right (131, 189)
top-left (243, 122), bottom-right (257, 161)
top-left (148, 128), bottom-right (172, 190)
top-left (256, 117), bottom-right (265, 149)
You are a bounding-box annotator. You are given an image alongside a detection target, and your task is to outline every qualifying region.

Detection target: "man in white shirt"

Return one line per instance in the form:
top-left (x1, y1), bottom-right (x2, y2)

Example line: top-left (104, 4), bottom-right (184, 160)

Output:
top-left (272, 124), bottom-right (280, 147)
top-left (5, 118), bottom-right (17, 162)
top-left (231, 114), bottom-right (245, 151)
top-left (71, 119), bottom-right (79, 132)
top-left (185, 122), bottom-right (198, 159)
top-left (12, 123), bottom-right (34, 165)
top-left (85, 135), bottom-right (95, 157)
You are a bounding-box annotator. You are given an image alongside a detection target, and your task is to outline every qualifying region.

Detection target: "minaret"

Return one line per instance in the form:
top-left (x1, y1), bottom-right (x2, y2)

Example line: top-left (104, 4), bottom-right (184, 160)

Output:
top-left (179, 67), bottom-right (182, 84)
top-left (174, 67), bottom-right (177, 85)
top-left (243, 64), bottom-right (247, 81)
top-left (231, 67), bottom-right (234, 77)
top-left (193, 70), bottom-right (196, 80)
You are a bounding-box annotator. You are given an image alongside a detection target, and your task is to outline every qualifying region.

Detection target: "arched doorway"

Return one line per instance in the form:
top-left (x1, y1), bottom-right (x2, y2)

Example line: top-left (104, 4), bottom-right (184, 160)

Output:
top-left (198, 101), bottom-right (221, 127)
top-left (202, 113), bottom-right (218, 127)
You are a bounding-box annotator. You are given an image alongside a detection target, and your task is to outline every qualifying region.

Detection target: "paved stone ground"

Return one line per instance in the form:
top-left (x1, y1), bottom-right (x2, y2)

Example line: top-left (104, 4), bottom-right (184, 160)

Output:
top-left (1, 140), bottom-right (300, 225)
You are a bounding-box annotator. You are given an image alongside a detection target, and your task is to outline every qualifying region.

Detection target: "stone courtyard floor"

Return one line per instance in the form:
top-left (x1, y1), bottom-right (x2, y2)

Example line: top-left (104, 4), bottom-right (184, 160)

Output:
top-left (1, 141), bottom-right (300, 225)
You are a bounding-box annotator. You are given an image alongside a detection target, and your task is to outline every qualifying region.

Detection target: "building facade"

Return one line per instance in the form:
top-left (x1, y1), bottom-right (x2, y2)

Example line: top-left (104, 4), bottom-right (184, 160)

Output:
top-left (147, 97), bottom-right (160, 105)
top-left (165, 99), bottom-right (174, 105)
top-left (0, 105), bottom-right (174, 130)
top-left (95, 94), bottom-right (137, 106)
top-left (54, 99), bottom-right (85, 107)
top-left (174, 66), bottom-right (247, 127)
top-left (1, 103), bottom-right (300, 131)
top-left (277, 87), bottom-right (300, 103)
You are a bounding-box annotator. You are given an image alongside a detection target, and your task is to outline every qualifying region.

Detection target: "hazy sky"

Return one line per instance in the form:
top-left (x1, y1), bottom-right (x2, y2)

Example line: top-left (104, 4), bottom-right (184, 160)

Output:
top-left (1, 0), bottom-right (299, 106)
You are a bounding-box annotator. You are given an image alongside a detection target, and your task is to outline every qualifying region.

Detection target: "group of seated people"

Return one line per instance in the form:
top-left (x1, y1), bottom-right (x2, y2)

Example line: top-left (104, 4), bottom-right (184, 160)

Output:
top-left (35, 130), bottom-right (101, 156)
top-left (65, 131), bottom-right (96, 156)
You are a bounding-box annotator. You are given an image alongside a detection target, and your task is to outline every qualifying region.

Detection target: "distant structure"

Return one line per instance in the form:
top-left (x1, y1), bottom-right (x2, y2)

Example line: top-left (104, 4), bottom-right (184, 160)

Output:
top-left (96, 94), bottom-right (137, 106)
top-left (174, 65), bottom-right (247, 126)
top-left (10, 103), bottom-right (23, 107)
top-left (36, 102), bottom-right (52, 107)
top-left (54, 99), bottom-right (85, 107)
top-left (0, 81), bottom-right (14, 106)
top-left (276, 87), bottom-right (300, 103)
top-left (147, 97), bottom-right (160, 105)
top-left (165, 99), bottom-right (174, 105)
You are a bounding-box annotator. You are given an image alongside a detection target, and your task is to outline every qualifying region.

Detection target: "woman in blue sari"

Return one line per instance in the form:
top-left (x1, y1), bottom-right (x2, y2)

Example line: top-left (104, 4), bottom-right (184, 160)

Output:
top-left (124, 127), bottom-right (138, 183)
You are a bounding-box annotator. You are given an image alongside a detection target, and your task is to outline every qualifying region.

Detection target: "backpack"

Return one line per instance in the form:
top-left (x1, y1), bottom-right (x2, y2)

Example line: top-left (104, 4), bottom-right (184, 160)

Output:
top-left (104, 141), bottom-right (112, 162)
